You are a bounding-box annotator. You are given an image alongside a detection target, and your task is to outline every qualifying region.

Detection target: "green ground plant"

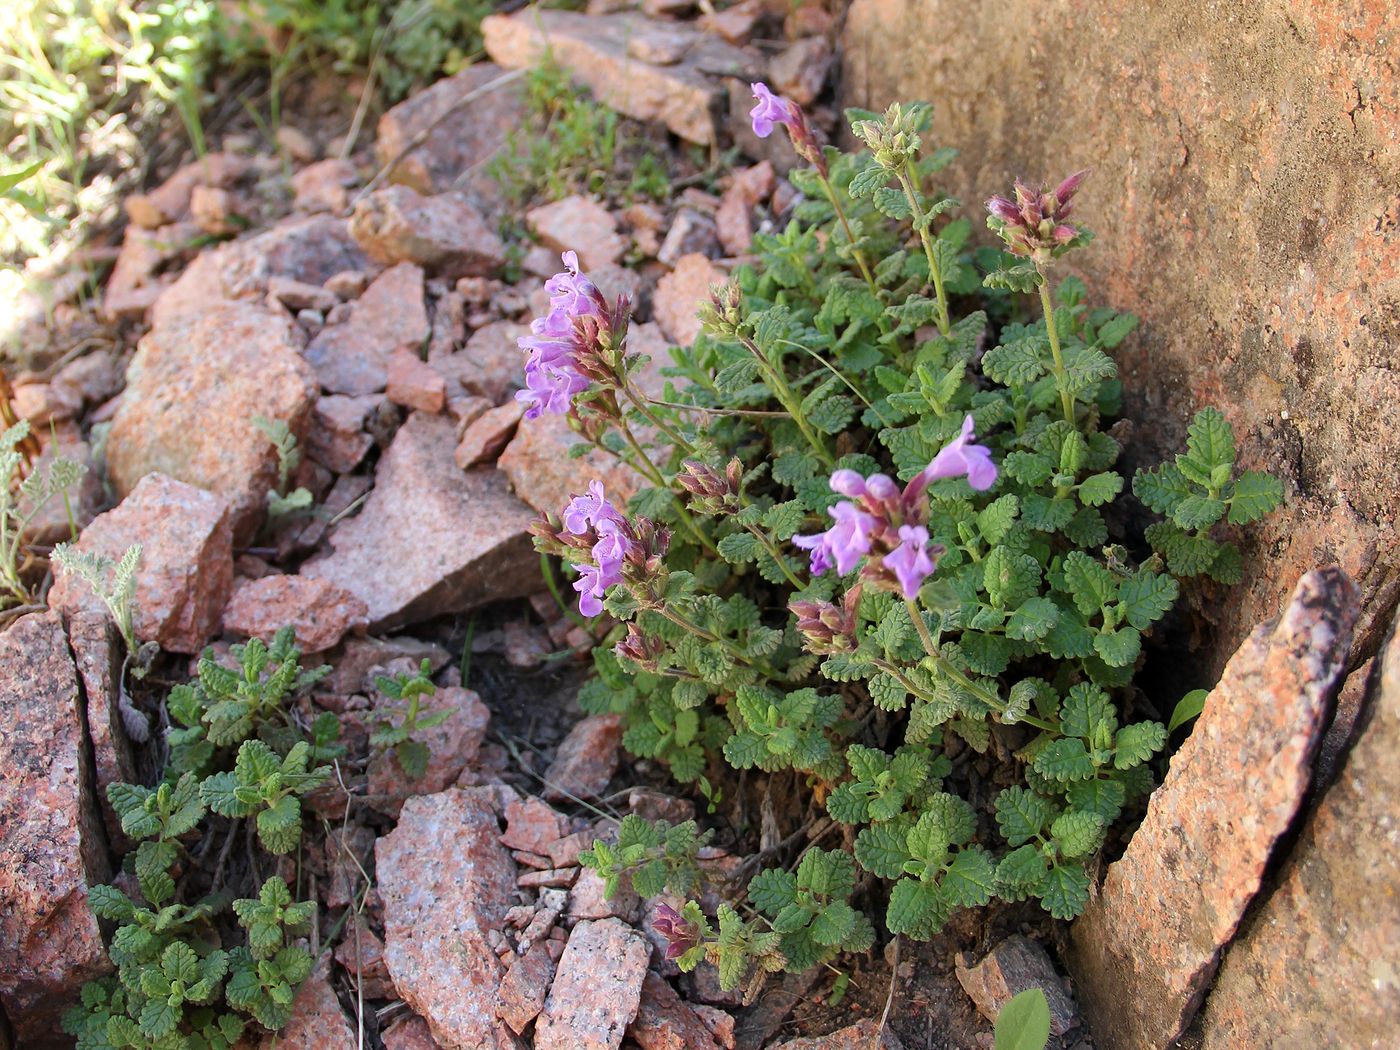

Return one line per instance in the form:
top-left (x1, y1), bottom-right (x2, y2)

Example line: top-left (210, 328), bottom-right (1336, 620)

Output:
top-left (1, 418), bottom-right (88, 608)
top-left (520, 92), bottom-right (1283, 995)
top-left (64, 628), bottom-right (334, 1047)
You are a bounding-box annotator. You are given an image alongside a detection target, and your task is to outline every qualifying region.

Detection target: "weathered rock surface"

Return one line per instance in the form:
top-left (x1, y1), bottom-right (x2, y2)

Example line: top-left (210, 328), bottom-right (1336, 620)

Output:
top-left (301, 412), bottom-right (540, 629)
top-left (386, 348), bottom-right (447, 413)
top-left (291, 158), bottom-right (357, 214)
top-left (48, 473), bottom-right (234, 653)
top-left (107, 301), bottom-right (318, 542)
top-left (223, 574), bottom-right (368, 652)
top-left (382, 1014), bottom-right (445, 1050)
top-left (305, 262), bottom-right (430, 396)
top-left (153, 215), bottom-right (371, 329)
top-left (125, 153), bottom-right (249, 228)
top-left (66, 612), bottom-right (140, 852)
top-left (842, 0), bottom-right (1400, 684)
top-left (376, 788), bottom-right (518, 1049)
top-left (527, 196), bottom-right (627, 271)
top-left (628, 972), bottom-right (723, 1050)
top-left (454, 401), bottom-right (523, 468)
top-left (533, 918), bottom-right (649, 1050)
top-left (956, 935), bottom-right (1080, 1037)
top-left (350, 185), bottom-right (506, 279)
top-left (769, 1019), bottom-right (904, 1050)
top-left (482, 9), bottom-right (761, 144)
top-left (366, 686), bottom-right (491, 815)
top-left (376, 62), bottom-right (528, 209)
top-left (543, 713), bottom-right (623, 802)
top-left (1199, 612), bottom-right (1400, 1049)
top-left (0, 612), bottom-right (110, 1048)
top-left (304, 393), bottom-right (378, 472)
top-left (440, 320), bottom-right (528, 405)
top-left (496, 941), bottom-right (558, 1035)
top-left (1070, 567), bottom-right (1359, 1049)
top-left (653, 252), bottom-right (724, 346)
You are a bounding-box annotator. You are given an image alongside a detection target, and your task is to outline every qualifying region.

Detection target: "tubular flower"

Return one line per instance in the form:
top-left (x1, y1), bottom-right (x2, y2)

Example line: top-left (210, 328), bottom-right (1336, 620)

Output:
top-left (791, 416), bottom-right (997, 596)
top-left (517, 251), bottom-right (630, 419)
top-left (748, 81), bottom-right (826, 173)
top-left (652, 903), bottom-right (700, 961)
top-left (789, 584), bottom-right (863, 654)
top-left (985, 169), bottom-right (1091, 262)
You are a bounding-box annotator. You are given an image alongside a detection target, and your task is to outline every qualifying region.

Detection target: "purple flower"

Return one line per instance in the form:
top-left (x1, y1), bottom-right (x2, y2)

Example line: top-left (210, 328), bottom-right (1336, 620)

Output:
top-left (652, 903), bottom-right (700, 961)
top-left (985, 170), bottom-right (1091, 260)
top-left (515, 357), bottom-right (589, 419)
top-left (517, 251), bottom-right (613, 418)
top-left (749, 82), bottom-right (799, 139)
top-left (591, 521), bottom-right (628, 574)
top-left (563, 480), bottom-right (624, 535)
top-left (793, 501), bottom-right (878, 577)
top-left (909, 415), bottom-right (998, 497)
top-left (885, 525), bottom-right (937, 599)
top-left (543, 251), bottom-right (604, 321)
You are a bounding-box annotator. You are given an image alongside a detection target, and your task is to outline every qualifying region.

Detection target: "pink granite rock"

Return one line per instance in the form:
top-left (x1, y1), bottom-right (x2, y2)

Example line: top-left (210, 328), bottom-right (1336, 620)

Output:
top-left (304, 393), bottom-right (379, 472)
top-left (301, 412), bottom-right (540, 630)
top-left (544, 713), bottom-right (623, 802)
top-left (495, 941), bottom-right (558, 1034)
top-left (628, 972), bottom-right (723, 1050)
top-left (526, 195), bottom-right (627, 270)
top-left (305, 262), bottom-right (430, 396)
top-left (0, 612), bottom-right (111, 1048)
top-left (66, 612), bottom-right (140, 853)
top-left (106, 301), bottom-right (317, 543)
top-left (454, 401), bottom-right (524, 468)
top-left (49, 473), bottom-right (234, 654)
top-left (252, 962), bottom-right (355, 1048)
top-left (386, 348), bottom-right (447, 413)
top-left (350, 185), bottom-right (506, 279)
top-left (366, 686), bottom-right (492, 816)
top-left (533, 918), bottom-right (650, 1050)
top-left (653, 253), bottom-right (724, 346)
top-left (223, 574), bottom-right (368, 653)
top-left (769, 1019), bottom-right (904, 1050)
top-left (292, 158), bottom-right (358, 214)
top-left (376, 788), bottom-right (518, 1048)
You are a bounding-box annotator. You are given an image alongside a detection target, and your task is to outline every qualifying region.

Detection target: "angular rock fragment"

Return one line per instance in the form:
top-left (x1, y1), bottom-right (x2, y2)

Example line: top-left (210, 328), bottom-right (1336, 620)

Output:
top-left (533, 918), bottom-right (650, 1050)
top-left (382, 1014), bottom-right (445, 1050)
top-left (223, 574), bottom-right (368, 652)
top-left (125, 152), bottom-right (249, 228)
top-left (48, 473), bottom-right (234, 653)
top-left (107, 301), bottom-right (318, 542)
top-left (292, 158), bottom-right (358, 213)
top-left (350, 185), bottom-right (506, 279)
top-left (455, 401), bottom-right (524, 468)
top-left (253, 962), bottom-right (355, 1048)
top-left (526, 195), bottom-right (626, 270)
top-left (1199, 612), bottom-right (1400, 1048)
top-left (628, 972), bottom-right (723, 1050)
top-left (366, 686), bottom-right (491, 816)
top-left (653, 252), bottom-right (725, 346)
top-left (955, 934), bottom-right (1080, 1037)
top-left (483, 9), bottom-right (760, 145)
top-left (301, 413), bottom-right (540, 629)
top-left (496, 941), bottom-right (558, 1034)
top-left (0, 612), bottom-right (111, 1047)
top-left (1070, 567), bottom-right (1359, 1049)
top-left (377, 788), bottom-right (518, 1048)
top-left (386, 348), bottom-right (447, 413)
top-left (376, 63), bottom-right (528, 207)
top-left (305, 262), bottom-right (430, 396)
top-left (769, 1019), bottom-right (904, 1050)
top-left (305, 393), bottom-right (379, 472)
top-left (544, 713), bottom-right (623, 802)
top-left (66, 612), bottom-right (140, 852)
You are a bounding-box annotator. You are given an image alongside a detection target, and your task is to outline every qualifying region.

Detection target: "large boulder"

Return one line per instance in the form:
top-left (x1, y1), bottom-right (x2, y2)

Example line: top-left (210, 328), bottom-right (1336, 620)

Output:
top-left (1069, 568), bottom-right (1359, 1048)
top-left (1199, 612), bottom-right (1400, 1048)
top-left (841, 0), bottom-right (1400, 685)
top-left (300, 412), bottom-right (540, 630)
top-left (0, 612), bottom-right (111, 1048)
top-left (107, 301), bottom-right (318, 543)
top-left (48, 473), bottom-right (234, 654)
top-left (376, 788), bottom-right (518, 1048)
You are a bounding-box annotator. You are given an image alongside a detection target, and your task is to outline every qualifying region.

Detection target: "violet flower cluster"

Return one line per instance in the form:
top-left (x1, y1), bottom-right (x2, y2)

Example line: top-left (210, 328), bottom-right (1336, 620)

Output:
top-left (560, 481), bottom-right (628, 616)
top-left (517, 251), bottom-right (627, 419)
top-left (793, 415), bottom-right (996, 599)
top-left (985, 170), bottom-right (1090, 262)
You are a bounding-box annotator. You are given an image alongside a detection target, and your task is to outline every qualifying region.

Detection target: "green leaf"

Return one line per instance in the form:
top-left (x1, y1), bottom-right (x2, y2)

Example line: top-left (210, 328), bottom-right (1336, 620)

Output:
top-left (1094, 626), bottom-right (1141, 668)
top-left (1059, 683), bottom-right (1116, 741)
top-left (1033, 739), bottom-right (1096, 782)
top-left (982, 337), bottom-right (1047, 386)
top-left (1065, 778), bottom-right (1127, 824)
top-left (994, 988), bottom-right (1053, 1050)
top-left (1227, 471), bottom-right (1283, 524)
top-left (868, 672), bottom-right (909, 712)
top-left (748, 869), bottom-right (799, 914)
top-left (977, 495), bottom-right (1020, 546)
top-left (1172, 494), bottom-right (1226, 530)
top-left (1077, 472), bottom-right (1123, 507)
top-left (1038, 864), bottom-right (1091, 920)
top-left (1095, 312), bottom-right (1139, 349)
top-left (854, 822), bottom-right (913, 879)
top-left (1021, 494), bottom-right (1075, 533)
top-left (994, 786), bottom-right (1055, 847)
top-left (1060, 551), bottom-right (1118, 615)
top-left (1114, 721), bottom-right (1168, 768)
top-left (1049, 811), bottom-right (1105, 858)
top-left (886, 877), bottom-right (945, 938)
top-left (1117, 572), bottom-right (1178, 630)
top-left (809, 900), bottom-right (858, 946)
top-left (1133, 462), bottom-right (1192, 515)
top-left (942, 847), bottom-right (997, 907)
top-left (1005, 597), bottom-right (1059, 642)
top-left (1168, 688), bottom-right (1209, 733)
top-left (1186, 407), bottom-right (1236, 473)
top-left (872, 187), bottom-right (912, 219)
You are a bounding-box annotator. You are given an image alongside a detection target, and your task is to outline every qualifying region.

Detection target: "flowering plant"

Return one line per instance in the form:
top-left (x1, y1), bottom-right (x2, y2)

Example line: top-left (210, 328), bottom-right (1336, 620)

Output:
top-left (526, 90), bottom-right (1283, 995)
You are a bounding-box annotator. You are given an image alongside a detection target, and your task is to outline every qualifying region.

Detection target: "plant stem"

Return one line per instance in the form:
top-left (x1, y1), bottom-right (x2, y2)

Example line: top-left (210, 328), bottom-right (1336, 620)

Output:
top-left (896, 167), bottom-right (952, 337)
top-left (614, 423), bottom-right (719, 556)
top-left (621, 382), bottom-right (694, 454)
top-left (1037, 273), bottom-right (1075, 424)
top-left (739, 335), bottom-right (835, 468)
top-left (743, 523), bottom-right (805, 590)
top-left (816, 171), bottom-right (879, 297)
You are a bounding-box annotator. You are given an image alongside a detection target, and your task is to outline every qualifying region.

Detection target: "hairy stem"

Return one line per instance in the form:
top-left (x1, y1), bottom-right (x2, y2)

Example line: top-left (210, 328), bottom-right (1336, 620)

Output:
top-left (816, 170), bottom-right (879, 297)
top-left (743, 522), bottom-right (805, 590)
top-left (613, 422), bottom-right (719, 556)
top-left (739, 335), bottom-right (835, 468)
top-left (896, 167), bottom-right (952, 337)
top-left (1037, 273), bottom-right (1076, 424)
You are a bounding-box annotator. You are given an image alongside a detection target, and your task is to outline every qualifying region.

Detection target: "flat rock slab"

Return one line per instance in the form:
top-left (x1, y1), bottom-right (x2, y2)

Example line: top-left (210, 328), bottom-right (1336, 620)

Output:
top-left (366, 686), bottom-right (491, 816)
top-left (301, 412), bottom-right (540, 630)
top-left (304, 262), bottom-right (429, 396)
top-left (628, 971), bottom-right (723, 1050)
top-left (376, 62), bottom-right (528, 209)
top-left (1070, 567), bottom-right (1359, 1049)
top-left (107, 300), bottom-right (318, 543)
top-left (350, 185), bottom-right (506, 280)
top-left (67, 612), bottom-right (139, 852)
top-left (534, 918), bottom-right (650, 1050)
top-left (376, 788), bottom-right (518, 1048)
top-left (482, 9), bottom-right (761, 145)
top-left (222, 573), bottom-right (368, 653)
top-left (955, 934), bottom-right (1080, 1037)
top-left (0, 612), bottom-right (111, 1047)
top-left (543, 713), bottom-right (623, 802)
top-left (48, 473), bottom-right (234, 654)
top-left (1199, 611), bottom-right (1400, 1049)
